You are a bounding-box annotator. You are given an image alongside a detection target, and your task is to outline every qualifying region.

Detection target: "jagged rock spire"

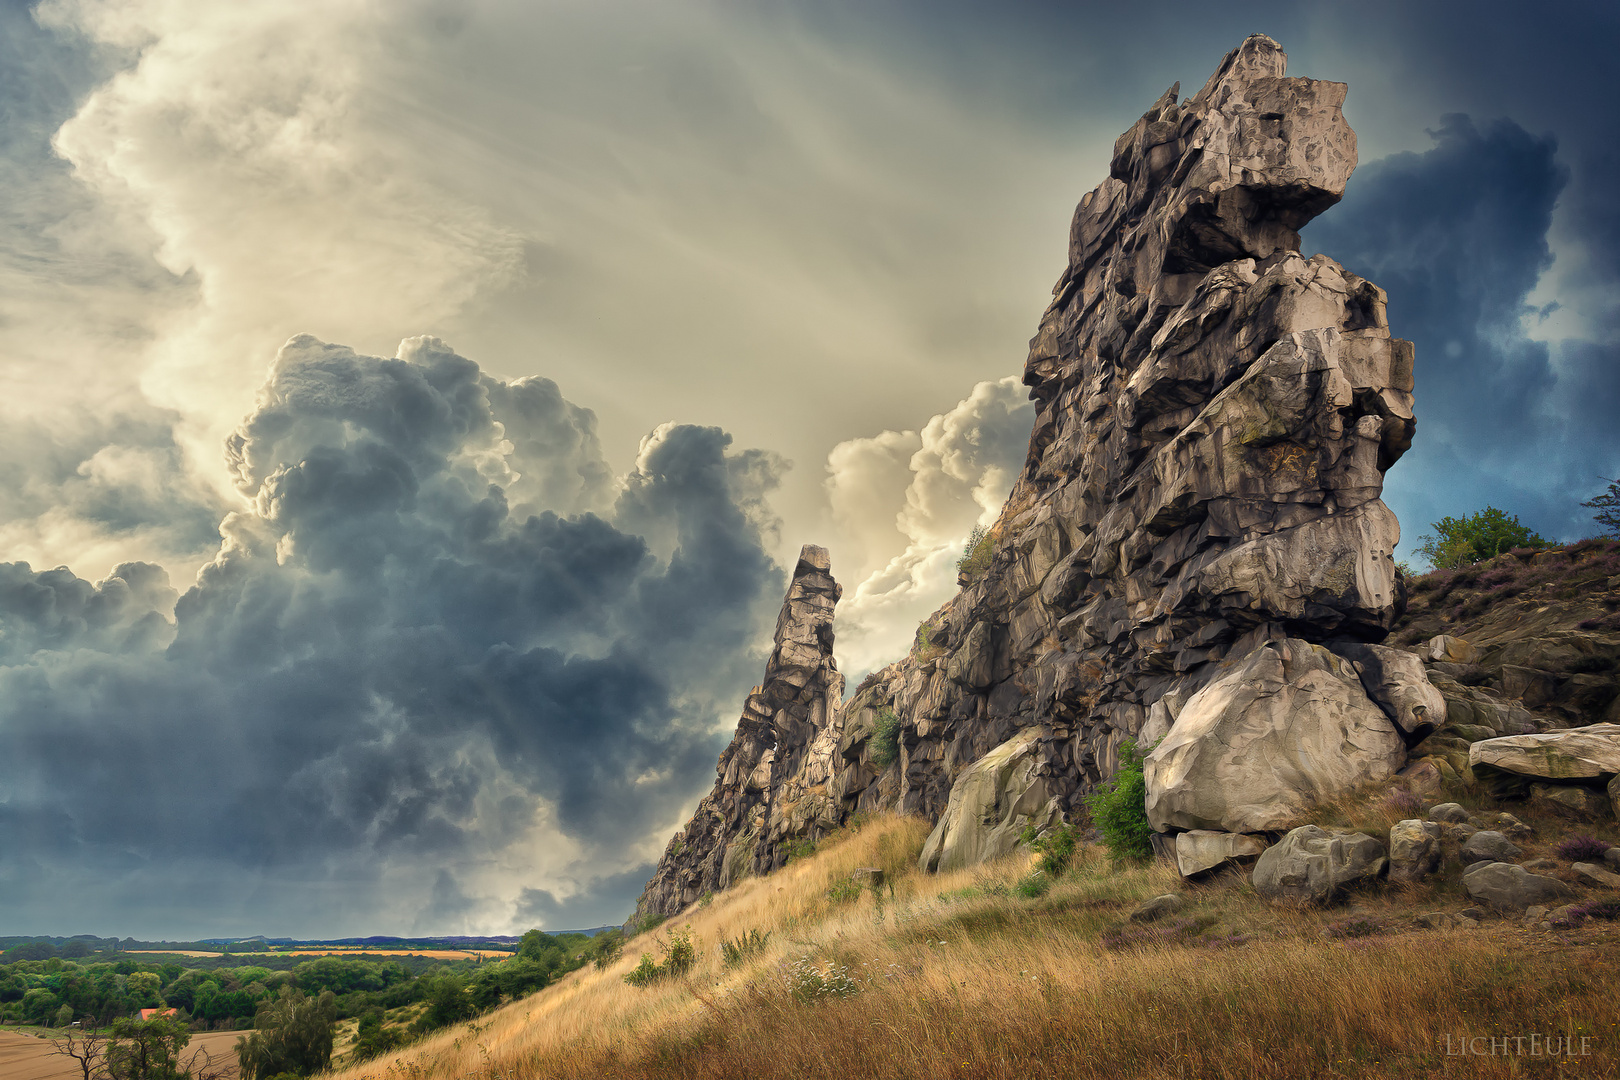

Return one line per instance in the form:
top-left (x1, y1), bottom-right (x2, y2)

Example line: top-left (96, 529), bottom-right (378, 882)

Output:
top-left (633, 545), bottom-right (843, 918)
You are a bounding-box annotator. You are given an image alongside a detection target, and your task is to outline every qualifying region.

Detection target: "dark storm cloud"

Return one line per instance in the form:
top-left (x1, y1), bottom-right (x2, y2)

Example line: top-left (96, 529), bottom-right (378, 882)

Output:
top-left (0, 335), bottom-right (784, 933)
top-left (1302, 115), bottom-right (1620, 549)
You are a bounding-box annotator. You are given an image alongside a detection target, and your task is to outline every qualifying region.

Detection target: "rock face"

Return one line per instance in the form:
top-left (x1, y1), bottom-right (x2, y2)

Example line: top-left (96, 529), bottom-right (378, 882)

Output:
top-left (1252, 825), bottom-right (1386, 905)
top-left (635, 36), bottom-right (1433, 918)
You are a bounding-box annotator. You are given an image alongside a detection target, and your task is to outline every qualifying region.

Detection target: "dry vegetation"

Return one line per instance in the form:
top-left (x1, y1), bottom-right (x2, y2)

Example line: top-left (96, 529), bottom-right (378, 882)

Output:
top-left (327, 813), bottom-right (1620, 1080)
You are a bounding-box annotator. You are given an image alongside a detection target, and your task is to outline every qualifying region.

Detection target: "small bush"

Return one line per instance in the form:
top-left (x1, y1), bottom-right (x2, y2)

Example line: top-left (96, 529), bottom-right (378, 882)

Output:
top-left (868, 706), bottom-right (902, 769)
top-left (783, 836), bottom-right (818, 864)
top-left (1085, 739), bottom-right (1154, 862)
top-left (720, 929), bottom-right (770, 968)
top-left (826, 875), bottom-right (863, 904)
top-left (1554, 834), bottom-right (1611, 862)
top-left (622, 927), bottom-right (696, 988)
top-left (1013, 872), bottom-right (1051, 899)
top-left (957, 525), bottom-right (994, 580)
top-left (1386, 788), bottom-right (1424, 816)
top-left (1019, 821), bottom-right (1085, 876)
top-left (1571, 900), bottom-right (1620, 922)
top-left (591, 929), bottom-right (626, 971)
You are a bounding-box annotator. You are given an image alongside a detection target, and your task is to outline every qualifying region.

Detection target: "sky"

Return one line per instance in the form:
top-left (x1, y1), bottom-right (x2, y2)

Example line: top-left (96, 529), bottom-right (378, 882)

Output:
top-left (0, 0), bottom-right (1616, 938)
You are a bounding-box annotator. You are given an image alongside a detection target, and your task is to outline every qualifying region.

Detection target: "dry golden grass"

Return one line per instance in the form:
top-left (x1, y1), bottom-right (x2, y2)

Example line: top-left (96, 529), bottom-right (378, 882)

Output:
top-left (327, 814), bottom-right (1620, 1080)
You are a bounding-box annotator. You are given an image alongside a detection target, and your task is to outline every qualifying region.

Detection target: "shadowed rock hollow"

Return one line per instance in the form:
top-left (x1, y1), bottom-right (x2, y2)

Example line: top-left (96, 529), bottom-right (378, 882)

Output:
top-left (635, 34), bottom-right (1442, 918)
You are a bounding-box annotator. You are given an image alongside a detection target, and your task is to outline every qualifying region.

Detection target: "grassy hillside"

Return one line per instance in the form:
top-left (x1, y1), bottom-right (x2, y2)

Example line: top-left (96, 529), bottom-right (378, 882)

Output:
top-left (330, 812), bottom-right (1620, 1080)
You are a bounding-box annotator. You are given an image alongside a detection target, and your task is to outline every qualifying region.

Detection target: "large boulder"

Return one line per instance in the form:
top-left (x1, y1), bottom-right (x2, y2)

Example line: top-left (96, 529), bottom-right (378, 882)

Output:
top-left (1145, 639), bottom-right (1407, 833)
top-left (1468, 723), bottom-right (1620, 792)
top-left (1463, 862), bottom-right (1574, 914)
top-left (1387, 819), bottom-right (1443, 882)
top-left (918, 729), bottom-right (1059, 873)
top-left (1175, 830), bottom-right (1269, 877)
top-left (1331, 642), bottom-right (1446, 737)
top-left (1252, 825), bottom-right (1386, 905)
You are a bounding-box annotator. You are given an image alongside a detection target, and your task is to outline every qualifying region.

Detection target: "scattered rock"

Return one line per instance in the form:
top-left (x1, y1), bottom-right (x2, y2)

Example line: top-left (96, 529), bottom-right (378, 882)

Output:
top-left (1605, 847), bottom-right (1620, 871)
top-left (1252, 825), bottom-right (1386, 905)
top-left (1175, 830), bottom-right (1269, 877)
top-left (1145, 640), bottom-right (1406, 833)
top-left (1572, 862), bottom-right (1620, 889)
top-left (1387, 819), bottom-right (1443, 882)
top-left (1428, 635), bottom-right (1481, 665)
top-left (1129, 894), bottom-right (1187, 923)
top-left (1461, 831), bottom-right (1522, 865)
top-left (1524, 905), bottom-right (1549, 923)
top-left (1415, 911), bottom-right (1457, 930)
top-left (1463, 862), bottom-right (1575, 914)
top-left (1522, 858), bottom-right (1557, 872)
top-left (1428, 802), bottom-right (1469, 824)
top-left (1468, 723), bottom-right (1620, 792)
top-left (1459, 906), bottom-right (1487, 922)
top-left (1446, 822), bottom-right (1479, 842)
top-left (1549, 903), bottom-right (1586, 927)
top-left (1530, 783), bottom-right (1614, 821)
top-left (1492, 812), bottom-right (1534, 839)
top-left (917, 729), bottom-right (1060, 874)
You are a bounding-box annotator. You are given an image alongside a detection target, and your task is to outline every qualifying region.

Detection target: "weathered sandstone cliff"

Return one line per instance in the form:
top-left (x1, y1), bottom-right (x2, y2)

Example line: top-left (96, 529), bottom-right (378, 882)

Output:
top-left (636, 34), bottom-right (1439, 918)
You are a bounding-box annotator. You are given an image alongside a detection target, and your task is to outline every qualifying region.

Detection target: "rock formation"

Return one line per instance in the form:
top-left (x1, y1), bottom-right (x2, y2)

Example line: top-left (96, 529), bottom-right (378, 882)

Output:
top-left (635, 34), bottom-right (1439, 919)
top-left (635, 545), bottom-right (845, 914)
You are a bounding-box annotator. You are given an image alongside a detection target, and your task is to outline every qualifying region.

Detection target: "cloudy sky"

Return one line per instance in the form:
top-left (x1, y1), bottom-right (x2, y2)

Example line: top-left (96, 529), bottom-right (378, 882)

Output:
top-left (1, 0), bottom-right (1616, 938)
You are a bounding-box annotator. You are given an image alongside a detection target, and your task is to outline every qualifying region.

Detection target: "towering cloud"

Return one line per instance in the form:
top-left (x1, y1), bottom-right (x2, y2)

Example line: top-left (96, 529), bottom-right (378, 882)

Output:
top-left (0, 335), bottom-right (783, 936)
top-left (824, 377), bottom-right (1032, 676)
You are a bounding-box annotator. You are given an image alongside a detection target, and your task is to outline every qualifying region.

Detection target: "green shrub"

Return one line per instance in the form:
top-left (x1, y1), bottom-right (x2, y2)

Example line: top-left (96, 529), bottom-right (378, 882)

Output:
top-left (720, 929), bottom-right (771, 968)
top-left (1013, 872), bottom-right (1052, 899)
top-left (1085, 739), bottom-right (1154, 863)
top-left (869, 706), bottom-right (901, 769)
top-left (956, 525), bottom-right (994, 580)
top-left (826, 875), bottom-right (863, 905)
top-left (1019, 821), bottom-right (1085, 876)
top-left (591, 929), bottom-right (625, 971)
top-left (783, 837), bottom-right (818, 864)
top-left (622, 927), bottom-right (696, 988)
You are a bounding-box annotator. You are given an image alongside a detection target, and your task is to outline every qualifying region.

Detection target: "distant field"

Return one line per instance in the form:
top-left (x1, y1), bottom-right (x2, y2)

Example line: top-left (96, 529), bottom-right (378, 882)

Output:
top-left (0, 1028), bottom-right (244, 1079)
top-left (122, 947), bottom-right (506, 960)
top-left (268, 948), bottom-right (505, 959)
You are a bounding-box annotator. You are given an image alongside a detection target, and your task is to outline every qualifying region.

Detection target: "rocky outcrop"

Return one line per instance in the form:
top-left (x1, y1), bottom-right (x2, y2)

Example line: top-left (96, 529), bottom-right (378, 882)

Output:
top-left (634, 546), bottom-right (845, 917)
top-left (1175, 829), bottom-right (1268, 877)
top-left (636, 35), bottom-right (1439, 917)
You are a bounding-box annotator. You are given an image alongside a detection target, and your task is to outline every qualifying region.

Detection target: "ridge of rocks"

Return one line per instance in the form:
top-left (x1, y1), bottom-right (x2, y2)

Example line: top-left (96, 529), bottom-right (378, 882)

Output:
top-left (635, 34), bottom-right (1466, 919)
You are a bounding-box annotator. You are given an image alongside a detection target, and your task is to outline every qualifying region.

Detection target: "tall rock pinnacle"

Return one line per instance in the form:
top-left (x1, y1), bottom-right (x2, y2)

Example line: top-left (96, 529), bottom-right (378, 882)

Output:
top-left (638, 36), bottom-right (1429, 916)
top-left (635, 545), bottom-right (844, 915)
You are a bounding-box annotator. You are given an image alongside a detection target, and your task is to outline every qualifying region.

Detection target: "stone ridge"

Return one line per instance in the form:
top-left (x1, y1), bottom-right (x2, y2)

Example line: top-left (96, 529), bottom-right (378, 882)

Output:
top-left (635, 35), bottom-right (1419, 918)
top-left (635, 545), bottom-right (845, 915)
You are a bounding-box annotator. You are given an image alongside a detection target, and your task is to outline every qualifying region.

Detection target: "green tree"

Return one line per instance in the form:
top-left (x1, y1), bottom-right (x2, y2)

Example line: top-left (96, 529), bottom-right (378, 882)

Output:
top-left (105, 1014), bottom-right (191, 1080)
top-left (1582, 477), bottom-right (1620, 538)
top-left (234, 987), bottom-right (337, 1080)
top-left (1084, 739), bottom-right (1154, 863)
top-left (1415, 506), bottom-right (1549, 568)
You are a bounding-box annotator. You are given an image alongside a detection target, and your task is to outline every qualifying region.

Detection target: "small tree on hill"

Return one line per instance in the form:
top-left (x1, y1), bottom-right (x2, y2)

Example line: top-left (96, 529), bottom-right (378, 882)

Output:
top-left (1582, 478), bottom-right (1620, 538)
top-left (1415, 506), bottom-right (1549, 568)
